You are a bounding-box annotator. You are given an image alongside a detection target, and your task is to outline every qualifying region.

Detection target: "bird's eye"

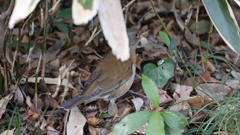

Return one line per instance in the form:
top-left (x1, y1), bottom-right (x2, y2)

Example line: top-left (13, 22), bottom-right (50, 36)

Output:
top-left (134, 33), bottom-right (139, 38)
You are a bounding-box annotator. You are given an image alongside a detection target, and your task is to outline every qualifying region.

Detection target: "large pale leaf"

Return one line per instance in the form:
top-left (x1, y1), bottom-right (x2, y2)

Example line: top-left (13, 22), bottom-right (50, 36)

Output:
top-left (67, 107), bottom-right (87, 135)
top-left (72, 0), bottom-right (100, 24)
top-left (98, 0), bottom-right (129, 61)
top-left (202, 0), bottom-right (240, 54)
top-left (112, 111), bottom-right (152, 135)
top-left (234, 0), bottom-right (240, 6)
top-left (9, 0), bottom-right (40, 29)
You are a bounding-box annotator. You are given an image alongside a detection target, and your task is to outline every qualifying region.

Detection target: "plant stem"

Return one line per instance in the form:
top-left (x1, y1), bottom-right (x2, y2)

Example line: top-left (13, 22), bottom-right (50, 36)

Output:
top-left (150, 0), bottom-right (171, 39)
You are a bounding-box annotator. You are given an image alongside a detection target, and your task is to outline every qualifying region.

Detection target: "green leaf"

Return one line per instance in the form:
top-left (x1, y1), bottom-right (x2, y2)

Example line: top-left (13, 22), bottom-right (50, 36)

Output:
top-left (165, 124), bottom-right (182, 135)
top-left (146, 112), bottom-right (164, 135)
top-left (169, 37), bottom-right (177, 55)
top-left (200, 41), bottom-right (208, 49)
top-left (78, 0), bottom-right (93, 10)
top-left (100, 113), bottom-right (112, 119)
top-left (142, 74), bottom-right (159, 108)
top-left (159, 31), bottom-right (170, 47)
top-left (112, 111), bottom-right (152, 135)
top-left (54, 21), bottom-right (69, 38)
top-left (202, 0), bottom-right (240, 55)
top-left (57, 8), bottom-right (72, 19)
top-left (143, 57), bottom-right (174, 88)
top-left (161, 110), bottom-right (188, 132)
top-left (190, 20), bottom-right (210, 34)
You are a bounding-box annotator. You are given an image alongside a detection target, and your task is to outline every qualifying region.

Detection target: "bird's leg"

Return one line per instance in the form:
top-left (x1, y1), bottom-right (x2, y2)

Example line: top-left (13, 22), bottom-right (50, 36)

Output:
top-left (97, 99), bottom-right (103, 115)
top-left (109, 99), bottom-right (119, 119)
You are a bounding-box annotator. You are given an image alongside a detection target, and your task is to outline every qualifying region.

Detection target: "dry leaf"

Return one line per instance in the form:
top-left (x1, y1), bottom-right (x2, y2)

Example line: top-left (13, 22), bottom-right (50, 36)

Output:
top-left (28, 108), bottom-right (40, 121)
top-left (0, 128), bottom-right (15, 135)
top-left (158, 89), bottom-right (172, 104)
top-left (174, 85), bottom-right (193, 100)
top-left (25, 77), bottom-right (76, 90)
top-left (197, 83), bottom-right (232, 99)
top-left (0, 94), bottom-right (13, 119)
top-left (47, 126), bottom-right (59, 135)
top-left (9, 0), bottom-right (40, 29)
top-left (21, 34), bottom-right (29, 43)
top-left (231, 70), bottom-right (240, 79)
top-left (186, 96), bottom-right (203, 108)
top-left (87, 117), bottom-right (104, 126)
top-left (67, 107), bottom-right (87, 135)
top-left (131, 98), bottom-right (143, 112)
top-left (206, 60), bottom-right (216, 72)
top-left (26, 96), bottom-right (33, 108)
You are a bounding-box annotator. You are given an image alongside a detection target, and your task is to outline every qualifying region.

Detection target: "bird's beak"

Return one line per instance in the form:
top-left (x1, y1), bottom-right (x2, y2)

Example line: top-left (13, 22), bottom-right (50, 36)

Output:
top-left (140, 29), bottom-right (151, 37)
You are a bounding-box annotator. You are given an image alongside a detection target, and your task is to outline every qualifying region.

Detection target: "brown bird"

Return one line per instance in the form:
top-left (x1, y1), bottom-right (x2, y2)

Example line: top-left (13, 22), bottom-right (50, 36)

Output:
top-left (59, 28), bottom-right (150, 116)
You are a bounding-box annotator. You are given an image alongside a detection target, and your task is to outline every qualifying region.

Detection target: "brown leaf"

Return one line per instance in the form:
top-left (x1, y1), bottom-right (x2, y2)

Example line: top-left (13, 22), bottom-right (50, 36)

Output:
top-left (202, 72), bottom-right (211, 82)
top-left (187, 96), bottom-right (203, 108)
top-left (206, 60), bottom-right (216, 72)
top-left (184, 77), bottom-right (195, 86)
top-left (28, 108), bottom-right (40, 121)
top-left (0, 94), bottom-right (13, 119)
top-left (21, 34), bottom-right (29, 43)
top-left (87, 117), bottom-right (104, 126)
top-left (197, 83), bottom-right (232, 99)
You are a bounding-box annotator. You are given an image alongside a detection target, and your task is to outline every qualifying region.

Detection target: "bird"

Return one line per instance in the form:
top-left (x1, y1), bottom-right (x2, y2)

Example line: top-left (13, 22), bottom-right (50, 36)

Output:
top-left (59, 28), bottom-right (150, 117)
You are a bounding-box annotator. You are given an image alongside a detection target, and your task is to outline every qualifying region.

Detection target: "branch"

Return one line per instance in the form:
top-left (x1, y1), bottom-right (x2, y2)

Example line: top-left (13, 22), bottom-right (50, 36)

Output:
top-left (0, 0), bottom-right (15, 20)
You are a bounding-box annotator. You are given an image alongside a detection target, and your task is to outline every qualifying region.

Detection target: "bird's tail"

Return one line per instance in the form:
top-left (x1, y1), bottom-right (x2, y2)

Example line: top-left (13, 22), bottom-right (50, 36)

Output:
top-left (59, 95), bottom-right (86, 110)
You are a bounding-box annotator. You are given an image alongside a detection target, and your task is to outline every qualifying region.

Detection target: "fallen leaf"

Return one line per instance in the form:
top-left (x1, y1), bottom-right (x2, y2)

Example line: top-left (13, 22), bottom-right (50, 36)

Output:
top-left (67, 107), bottom-right (87, 135)
top-left (0, 94), bottom-right (13, 119)
top-left (24, 77), bottom-right (76, 90)
top-left (197, 83), bottom-right (232, 100)
top-left (28, 108), bottom-right (40, 121)
top-left (87, 117), bottom-right (104, 126)
top-left (47, 126), bottom-right (59, 135)
top-left (0, 128), bottom-right (15, 135)
top-left (186, 96), bottom-right (203, 108)
top-left (131, 98), bottom-right (143, 112)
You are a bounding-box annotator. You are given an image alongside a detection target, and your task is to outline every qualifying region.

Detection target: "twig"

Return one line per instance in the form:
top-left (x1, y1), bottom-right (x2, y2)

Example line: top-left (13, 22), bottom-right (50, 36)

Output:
top-left (150, 0), bottom-right (170, 38)
top-left (195, 0), bottom-right (205, 72)
top-left (0, 0), bottom-right (15, 20)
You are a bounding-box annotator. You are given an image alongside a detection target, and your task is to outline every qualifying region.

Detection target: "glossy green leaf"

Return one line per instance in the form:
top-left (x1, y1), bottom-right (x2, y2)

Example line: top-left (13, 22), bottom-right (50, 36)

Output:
top-left (161, 110), bottom-right (188, 132)
top-left (78, 0), bottom-right (93, 10)
top-left (112, 111), bottom-right (152, 135)
top-left (146, 111), bottom-right (164, 135)
top-left (54, 22), bottom-right (69, 38)
top-left (165, 124), bottom-right (182, 135)
top-left (142, 74), bottom-right (159, 108)
top-left (202, 0), bottom-right (240, 55)
top-left (159, 31), bottom-right (170, 47)
top-left (143, 57), bottom-right (174, 88)
top-left (57, 8), bottom-right (72, 19)
top-left (169, 37), bottom-right (177, 55)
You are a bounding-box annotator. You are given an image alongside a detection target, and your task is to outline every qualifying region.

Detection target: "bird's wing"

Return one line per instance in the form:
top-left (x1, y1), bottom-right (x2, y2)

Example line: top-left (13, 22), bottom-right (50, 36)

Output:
top-left (82, 52), bottom-right (133, 100)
